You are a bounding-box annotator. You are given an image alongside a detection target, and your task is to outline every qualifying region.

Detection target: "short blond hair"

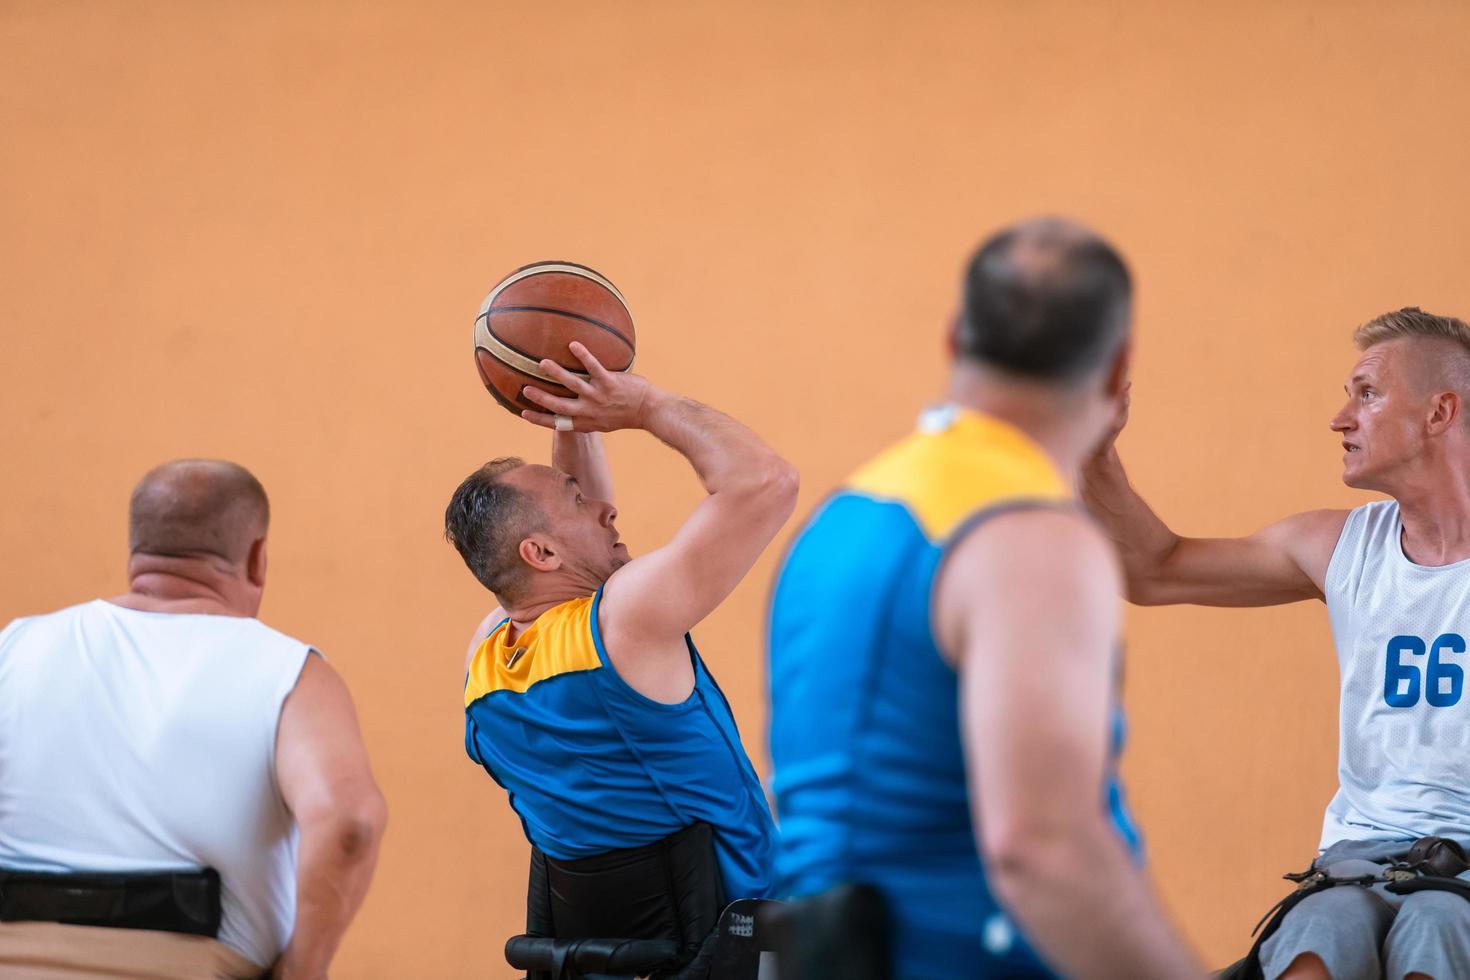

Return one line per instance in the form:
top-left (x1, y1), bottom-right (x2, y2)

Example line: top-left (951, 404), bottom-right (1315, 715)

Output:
top-left (1354, 307), bottom-right (1470, 352)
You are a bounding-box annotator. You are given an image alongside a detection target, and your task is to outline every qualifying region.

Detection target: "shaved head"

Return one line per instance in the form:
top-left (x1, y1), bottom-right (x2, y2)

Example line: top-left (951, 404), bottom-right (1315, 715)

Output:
top-left (1355, 308), bottom-right (1470, 412)
top-left (1401, 337), bottom-right (1470, 400)
top-left (128, 459), bottom-right (269, 563)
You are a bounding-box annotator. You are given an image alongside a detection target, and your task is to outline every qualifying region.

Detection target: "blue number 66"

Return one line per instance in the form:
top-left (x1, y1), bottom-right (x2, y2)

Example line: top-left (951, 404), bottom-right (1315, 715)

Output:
top-left (1383, 634), bottom-right (1465, 708)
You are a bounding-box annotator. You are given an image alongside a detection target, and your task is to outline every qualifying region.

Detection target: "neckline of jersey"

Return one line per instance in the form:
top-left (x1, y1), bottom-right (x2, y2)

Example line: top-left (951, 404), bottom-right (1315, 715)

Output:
top-left (924, 404), bottom-right (1068, 495)
top-left (1392, 519), bottom-right (1470, 573)
top-left (494, 595), bottom-right (593, 662)
top-left (92, 598), bottom-right (254, 621)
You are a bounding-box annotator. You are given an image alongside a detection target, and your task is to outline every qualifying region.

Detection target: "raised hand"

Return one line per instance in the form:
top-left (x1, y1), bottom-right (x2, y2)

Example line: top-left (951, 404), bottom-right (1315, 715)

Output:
top-left (1091, 381), bottom-right (1131, 459)
top-left (520, 341), bottom-right (657, 433)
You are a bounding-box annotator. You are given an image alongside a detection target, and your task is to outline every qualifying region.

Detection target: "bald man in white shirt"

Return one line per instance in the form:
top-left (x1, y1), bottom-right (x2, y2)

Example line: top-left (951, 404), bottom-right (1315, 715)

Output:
top-left (0, 459), bottom-right (387, 980)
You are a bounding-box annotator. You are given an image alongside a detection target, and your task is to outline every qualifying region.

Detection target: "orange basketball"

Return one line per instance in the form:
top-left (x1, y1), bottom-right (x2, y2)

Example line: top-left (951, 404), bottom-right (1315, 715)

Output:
top-left (472, 261), bottom-right (636, 416)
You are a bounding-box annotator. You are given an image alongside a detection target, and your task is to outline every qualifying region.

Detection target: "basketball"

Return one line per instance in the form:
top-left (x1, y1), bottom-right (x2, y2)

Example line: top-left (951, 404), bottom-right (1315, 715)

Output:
top-left (473, 261), bottom-right (637, 416)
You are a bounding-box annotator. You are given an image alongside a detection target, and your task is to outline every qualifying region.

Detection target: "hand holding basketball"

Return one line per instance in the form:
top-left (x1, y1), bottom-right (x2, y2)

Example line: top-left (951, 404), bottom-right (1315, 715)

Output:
top-left (473, 261), bottom-right (636, 416)
top-left (521, 342), bottom-right (656, 434)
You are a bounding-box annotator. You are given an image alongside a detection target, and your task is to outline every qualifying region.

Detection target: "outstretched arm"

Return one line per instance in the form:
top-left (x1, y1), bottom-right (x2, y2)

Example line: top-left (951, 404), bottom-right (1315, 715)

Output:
top-left (521, 343), bottom-right (798, 642)
top-left (1078, 388), bottom-right (1344, 606)
top-left (935, 510), bottom-right (1205, 979)
top-left (273, 656), bottom-right (388, 980)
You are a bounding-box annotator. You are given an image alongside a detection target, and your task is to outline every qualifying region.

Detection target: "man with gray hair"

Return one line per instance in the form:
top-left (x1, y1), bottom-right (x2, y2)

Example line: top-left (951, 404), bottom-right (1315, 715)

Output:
top-left (0, 459), bottom-right (386, 980)
top-left (1081, 307), bottom-right (1470, 979)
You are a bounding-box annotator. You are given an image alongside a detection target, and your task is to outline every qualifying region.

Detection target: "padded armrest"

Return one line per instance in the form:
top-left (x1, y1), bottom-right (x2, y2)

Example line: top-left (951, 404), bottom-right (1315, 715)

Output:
top-left (504, 935), bottom-right (681, 973)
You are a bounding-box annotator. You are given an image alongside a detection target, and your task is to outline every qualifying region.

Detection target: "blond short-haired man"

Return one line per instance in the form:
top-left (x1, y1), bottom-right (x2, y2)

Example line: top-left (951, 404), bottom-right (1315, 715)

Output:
top-left (1082, 308), bottom-right (1470, 980)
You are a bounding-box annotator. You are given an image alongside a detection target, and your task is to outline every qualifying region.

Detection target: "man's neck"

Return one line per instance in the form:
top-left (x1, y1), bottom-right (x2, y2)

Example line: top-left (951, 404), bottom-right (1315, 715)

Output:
top-left (501, 577), bottom-right (603, 636)
top-left (945, 363), bottom-right (1096, 481)
top-left (1393, 456), bottom-right (1470, 566)
top-left (110, 554), bottom-right (254, 617)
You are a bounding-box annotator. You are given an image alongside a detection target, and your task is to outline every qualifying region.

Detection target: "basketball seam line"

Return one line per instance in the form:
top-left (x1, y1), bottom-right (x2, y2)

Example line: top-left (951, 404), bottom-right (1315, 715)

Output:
top-left (479, 263), bottom-right (631, 315)
top-left (476, 354), bottom-right (567, 411)
top-left (476, 333), bottom-right (572, 384)
top-left (482, 305), bottom-right (634, 349)
top-left (476, 332), bottom-right (635, 385)
top-left (475, 316), bottom-right (634, 380)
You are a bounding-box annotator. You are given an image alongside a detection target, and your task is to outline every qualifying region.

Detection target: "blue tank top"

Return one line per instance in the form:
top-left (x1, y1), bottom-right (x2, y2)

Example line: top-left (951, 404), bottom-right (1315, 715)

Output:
top-left (767, 406), bottom-right (1141, 978)
top-left (464, 587), bottom-right (776, 900)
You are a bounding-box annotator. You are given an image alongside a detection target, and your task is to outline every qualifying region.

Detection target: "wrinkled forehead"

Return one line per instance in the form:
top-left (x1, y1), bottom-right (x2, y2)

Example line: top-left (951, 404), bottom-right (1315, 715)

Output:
top-left (1349, 343), bottom-right (1388, 380)
top-left (505, 463), bottom-right (576, 503)
top-left (1347, 339), bottom-right (1411, 386)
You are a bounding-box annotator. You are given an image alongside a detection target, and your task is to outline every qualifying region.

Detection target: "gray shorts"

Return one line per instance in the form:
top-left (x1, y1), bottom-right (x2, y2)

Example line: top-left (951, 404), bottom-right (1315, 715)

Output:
top-left (1260, 840), bottom-right (1470, 980)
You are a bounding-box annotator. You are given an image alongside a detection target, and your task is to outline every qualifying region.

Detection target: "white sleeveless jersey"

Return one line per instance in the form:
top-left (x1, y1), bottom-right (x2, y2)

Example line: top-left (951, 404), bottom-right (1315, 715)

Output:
top-left (0, 600), bottom-right (313, 968)
top-left (1323, 499), bottom-right (1470, 848)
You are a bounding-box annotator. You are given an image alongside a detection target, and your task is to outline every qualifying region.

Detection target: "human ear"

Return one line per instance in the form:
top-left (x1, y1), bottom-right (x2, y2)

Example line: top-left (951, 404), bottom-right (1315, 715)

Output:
top-left (246, 537), bottom-right (268, 588)
top-left (1427, 391), bottom-right (1461, 434)
top-left (518, 535), bottom-right (562, 573)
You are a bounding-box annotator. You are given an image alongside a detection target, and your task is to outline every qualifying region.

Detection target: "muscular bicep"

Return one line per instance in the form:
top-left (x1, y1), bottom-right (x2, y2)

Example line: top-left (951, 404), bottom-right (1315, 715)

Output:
top-left (599, 464), bottom-right (798, 643)
top-left (936, 511), bottom-right (1120, 853)
top-left (276, 655), bottom-right (381, 825)
top-left (1138, 509), bottom-right (1347, 607)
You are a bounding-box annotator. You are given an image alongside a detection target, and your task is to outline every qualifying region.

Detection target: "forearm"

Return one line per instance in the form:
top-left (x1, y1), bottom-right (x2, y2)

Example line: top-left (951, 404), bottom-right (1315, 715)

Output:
top-left (639, 387), bottom-right (786, 493)
top-left (1078, 448), bottom-right (1181, 597)
top-left (988, 823), bottom-right (1203, 979)
top-left (552, 431), bottom-right (615, 502)
top-left (275, 811), bottom-right (385, 980)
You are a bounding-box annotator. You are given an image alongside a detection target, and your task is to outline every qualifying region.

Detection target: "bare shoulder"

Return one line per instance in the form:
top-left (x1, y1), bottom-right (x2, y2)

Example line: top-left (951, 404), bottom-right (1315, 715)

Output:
top-left (278, 653), bottom-right (356, 748)
top-left (1267, 508), bottom-right (1351, 541)
top-left (935, 507), bottom-right (1119, 661)
top-left (949, 506), bottom-right (1118, 580)
top-left (594, 556), bottom-right (665, 641)
top-left (464, 607), bottom-right (505, 671)
top-left (590, 562), bottom-right (698, 704)
top-left (285, 650), bottom-right (339, 702)
top-left (1257, 508), bottom-right (1351, 585)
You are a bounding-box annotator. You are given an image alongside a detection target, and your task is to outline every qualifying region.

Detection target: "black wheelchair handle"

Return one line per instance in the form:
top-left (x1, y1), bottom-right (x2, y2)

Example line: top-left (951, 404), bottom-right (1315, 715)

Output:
top-left (504, 935), bottom-right (682, 973)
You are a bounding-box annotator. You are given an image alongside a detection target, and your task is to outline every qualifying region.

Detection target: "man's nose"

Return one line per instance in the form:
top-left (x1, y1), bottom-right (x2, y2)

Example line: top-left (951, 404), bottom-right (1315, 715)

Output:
top-left (1330, 403), bottom-right (1354, 432)
top-left (600, 502), bottom-right (618, 526)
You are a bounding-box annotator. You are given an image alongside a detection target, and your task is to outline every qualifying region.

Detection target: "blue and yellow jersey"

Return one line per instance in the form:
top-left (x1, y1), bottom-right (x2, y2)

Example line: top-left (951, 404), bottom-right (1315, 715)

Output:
top-left (464, 588), bottom-right (776, 900)
top-left (767, 405), bottom-right (1140, 979)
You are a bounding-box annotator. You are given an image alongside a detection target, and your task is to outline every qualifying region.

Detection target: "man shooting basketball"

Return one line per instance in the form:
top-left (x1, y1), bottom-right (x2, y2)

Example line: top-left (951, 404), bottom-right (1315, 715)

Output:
top-left (446, 342), bottom-right (797, 909)
top-left (1081, 307), bottom-right (1470, 979)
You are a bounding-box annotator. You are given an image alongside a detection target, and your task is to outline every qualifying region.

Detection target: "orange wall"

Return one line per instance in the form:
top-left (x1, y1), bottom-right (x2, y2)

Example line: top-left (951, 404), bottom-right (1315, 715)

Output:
top-left (4, 2), bottom-right (1470, 974)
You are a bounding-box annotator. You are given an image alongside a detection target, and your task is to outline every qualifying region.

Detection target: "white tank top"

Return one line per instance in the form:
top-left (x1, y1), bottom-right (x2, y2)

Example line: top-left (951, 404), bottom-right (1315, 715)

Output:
top-left (0, 600), bottom-right (313, 968)
top-left (1323, 499), bottom-right (1470, 849)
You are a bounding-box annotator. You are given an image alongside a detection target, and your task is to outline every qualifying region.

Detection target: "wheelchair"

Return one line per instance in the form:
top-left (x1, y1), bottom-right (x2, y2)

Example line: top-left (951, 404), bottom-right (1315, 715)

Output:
top-left (502, 822), bottom-right (893, 980)
top-left (503, 823), bottom-right (776, 980)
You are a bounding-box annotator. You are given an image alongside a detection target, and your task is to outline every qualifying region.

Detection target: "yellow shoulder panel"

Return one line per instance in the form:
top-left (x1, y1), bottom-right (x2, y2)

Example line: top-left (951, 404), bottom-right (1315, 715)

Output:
top-left (464, 595), bottom-right (601, 706)
top-left (846, 407), bottom-right (1069, 541)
